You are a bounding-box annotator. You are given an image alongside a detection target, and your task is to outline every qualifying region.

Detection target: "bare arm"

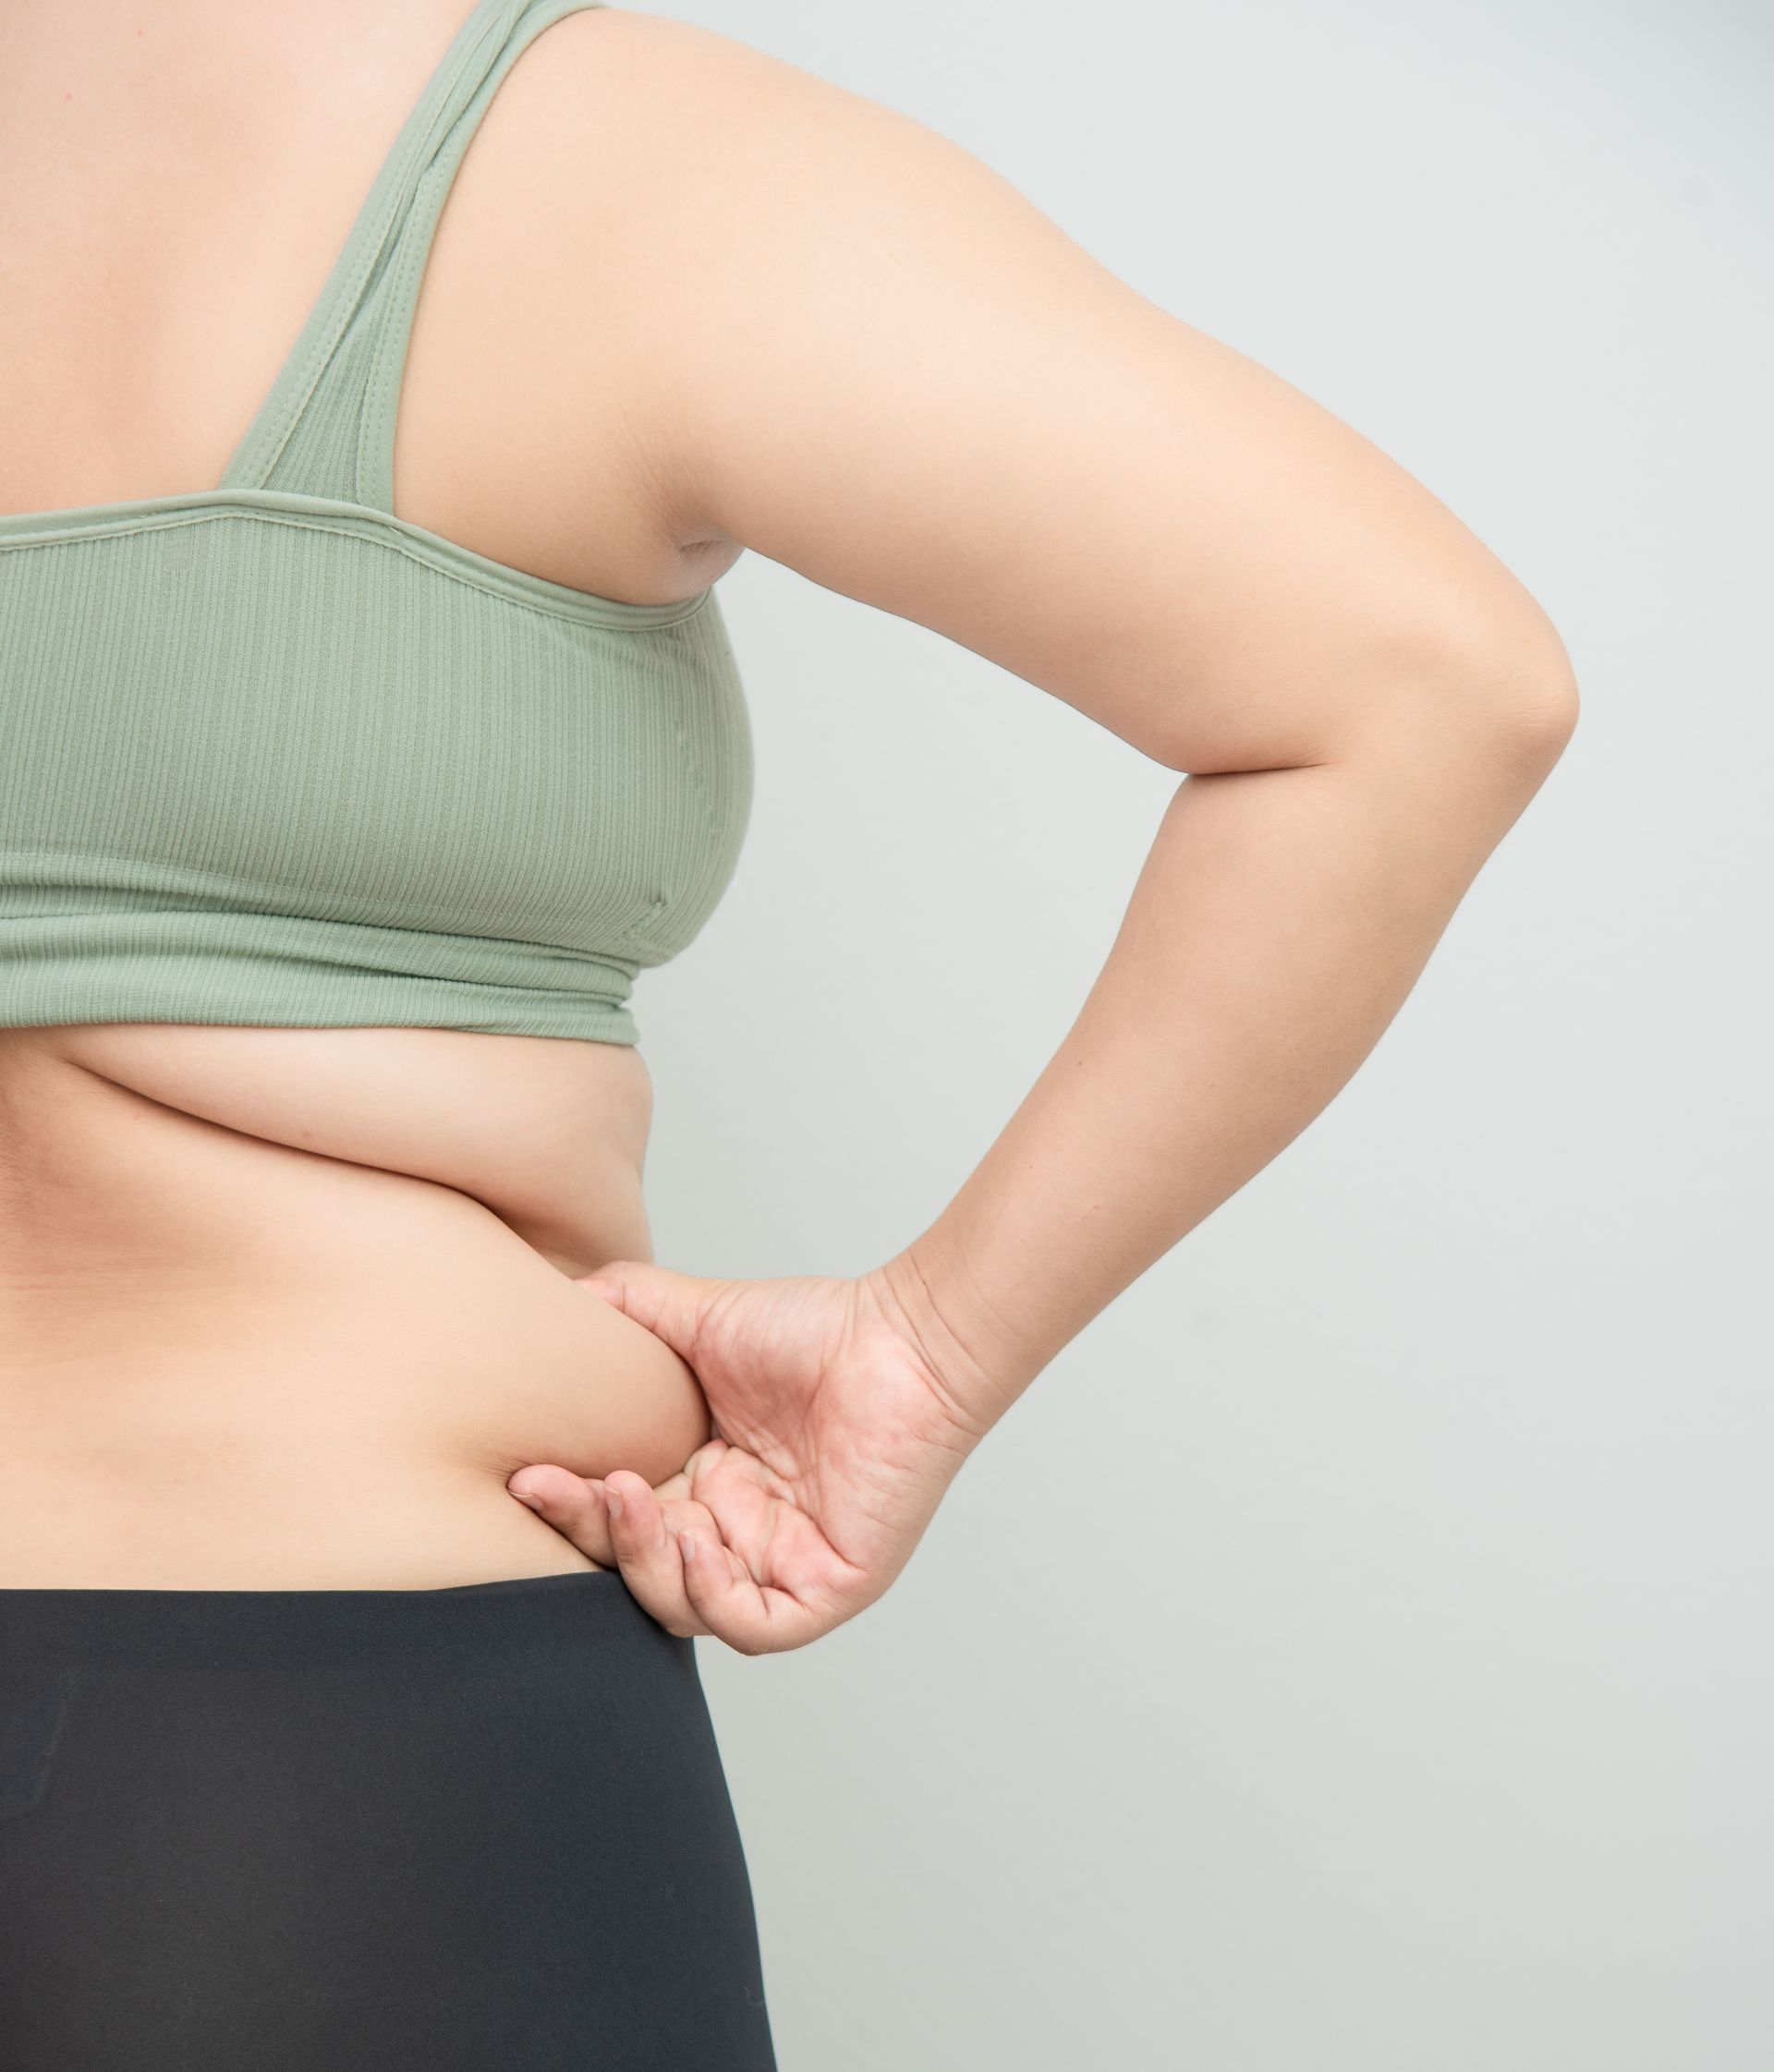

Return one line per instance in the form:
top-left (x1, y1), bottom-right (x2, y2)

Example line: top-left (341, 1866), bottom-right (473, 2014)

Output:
top-left (605, 16), bottom-right (1576, 1430)
top-left (506, 15), bottom-right (1577, 1642)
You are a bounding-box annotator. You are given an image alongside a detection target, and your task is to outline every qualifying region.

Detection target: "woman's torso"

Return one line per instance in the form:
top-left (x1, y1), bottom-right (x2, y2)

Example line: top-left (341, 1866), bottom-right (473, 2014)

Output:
top-left (0, 0), bottom-right (743, 1586)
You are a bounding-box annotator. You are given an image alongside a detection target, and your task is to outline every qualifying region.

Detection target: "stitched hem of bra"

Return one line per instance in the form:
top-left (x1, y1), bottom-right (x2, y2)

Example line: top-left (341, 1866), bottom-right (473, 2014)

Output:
top-left (0, 1008), bottom-right (643, 1045)
top-left (1, 850), bottom-right (664, 959)
top-left (0, 489), bottom-right (716, 633)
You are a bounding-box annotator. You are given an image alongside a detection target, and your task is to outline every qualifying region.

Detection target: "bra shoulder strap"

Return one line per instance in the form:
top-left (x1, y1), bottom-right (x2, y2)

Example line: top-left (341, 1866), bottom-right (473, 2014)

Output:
top-left (219, 0), bottom-right (609, 511)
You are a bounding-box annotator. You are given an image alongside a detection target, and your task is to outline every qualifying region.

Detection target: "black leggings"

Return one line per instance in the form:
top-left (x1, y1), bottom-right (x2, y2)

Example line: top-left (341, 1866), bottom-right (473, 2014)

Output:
top-left (0, 1569), bottom-right (778, 2070)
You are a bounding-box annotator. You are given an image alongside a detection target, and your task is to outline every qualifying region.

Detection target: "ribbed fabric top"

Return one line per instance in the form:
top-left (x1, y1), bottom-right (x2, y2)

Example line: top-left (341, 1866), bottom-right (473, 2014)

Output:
top-left (0, 0), bottom-right (752, 1047)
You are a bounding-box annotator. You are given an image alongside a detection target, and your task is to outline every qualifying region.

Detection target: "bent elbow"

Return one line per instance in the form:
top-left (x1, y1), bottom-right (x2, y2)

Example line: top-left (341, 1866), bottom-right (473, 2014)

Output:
top-left (1139, 561), bottom-right (1580, 794)
top-left (1475, 603), bottom-right (1581, 784)
top-left (1344, 581), bottom-right (1581, 802)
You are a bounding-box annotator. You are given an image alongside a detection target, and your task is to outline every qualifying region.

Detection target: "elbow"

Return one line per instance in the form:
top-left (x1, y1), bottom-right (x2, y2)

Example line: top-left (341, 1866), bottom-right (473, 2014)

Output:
top-left (1466, 600), bottom-right (1580, 788)
top-left (1142, 558), bottom-right (1580, 804)
top-left (1336, 580), bottom-right (1581, 807)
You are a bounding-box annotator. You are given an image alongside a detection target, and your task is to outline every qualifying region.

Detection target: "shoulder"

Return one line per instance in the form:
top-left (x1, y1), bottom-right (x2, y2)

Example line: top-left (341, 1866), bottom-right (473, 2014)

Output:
top-left (412, 3), bottom-right (1019, 587)
top-left (503, 5), bottom-right (957, 238)
top-left (478, 3), bottom-right (1098, 537)
top-left (518, 5), bottom-right (880, 118)
top-left (397, 5), bottom-right (885, 596)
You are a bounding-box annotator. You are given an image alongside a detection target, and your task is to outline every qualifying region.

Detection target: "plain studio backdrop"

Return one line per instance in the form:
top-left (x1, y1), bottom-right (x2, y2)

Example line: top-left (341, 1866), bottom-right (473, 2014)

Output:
top-left (626, 2), bottom-right (1770, 2067)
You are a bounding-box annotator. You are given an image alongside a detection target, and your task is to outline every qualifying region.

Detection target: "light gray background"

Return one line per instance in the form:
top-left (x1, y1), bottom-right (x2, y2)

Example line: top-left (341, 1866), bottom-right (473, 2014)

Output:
top-left (633, 2), bottom-right (1772, 2066)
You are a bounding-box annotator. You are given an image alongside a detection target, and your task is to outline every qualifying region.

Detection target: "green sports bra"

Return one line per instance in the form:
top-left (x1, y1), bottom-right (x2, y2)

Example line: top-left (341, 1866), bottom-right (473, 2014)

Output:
top-left (0, 0), bottom-right (752, 1048)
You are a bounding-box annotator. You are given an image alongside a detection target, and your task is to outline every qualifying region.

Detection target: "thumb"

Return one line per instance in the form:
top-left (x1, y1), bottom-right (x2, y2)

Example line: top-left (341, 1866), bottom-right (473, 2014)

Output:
top-left (573, 1258), bottom-right (723, 1366)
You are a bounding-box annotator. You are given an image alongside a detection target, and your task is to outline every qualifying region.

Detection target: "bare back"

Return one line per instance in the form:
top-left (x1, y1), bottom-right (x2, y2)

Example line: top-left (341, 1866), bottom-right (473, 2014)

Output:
top-left (0, 0), bottom-right (734, 1585)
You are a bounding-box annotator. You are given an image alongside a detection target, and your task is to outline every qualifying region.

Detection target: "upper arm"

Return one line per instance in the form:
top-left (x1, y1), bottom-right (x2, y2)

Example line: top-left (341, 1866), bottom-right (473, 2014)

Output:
top-left (578, 13), bottom-right (1565, 770)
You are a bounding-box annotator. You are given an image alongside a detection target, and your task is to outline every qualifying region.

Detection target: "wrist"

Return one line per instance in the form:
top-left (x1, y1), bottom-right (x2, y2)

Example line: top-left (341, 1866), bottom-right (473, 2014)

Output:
top-left (859, 1240), bottom-right (1037, 1451)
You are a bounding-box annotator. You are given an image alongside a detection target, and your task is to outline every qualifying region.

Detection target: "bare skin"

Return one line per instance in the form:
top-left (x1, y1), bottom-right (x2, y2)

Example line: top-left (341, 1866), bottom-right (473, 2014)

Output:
top-left (0, 2), bottom-right (1575, 1610)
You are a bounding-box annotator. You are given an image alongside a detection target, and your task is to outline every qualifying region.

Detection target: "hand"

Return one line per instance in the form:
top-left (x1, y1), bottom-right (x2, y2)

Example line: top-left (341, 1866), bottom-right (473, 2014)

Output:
top-left (506, 1264), bottom-right (986, 1654)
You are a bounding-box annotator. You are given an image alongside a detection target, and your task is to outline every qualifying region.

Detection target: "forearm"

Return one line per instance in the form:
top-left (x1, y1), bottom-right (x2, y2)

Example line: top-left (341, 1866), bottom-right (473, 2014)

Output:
top-left (869, 714), bottom-right (1565, 1441)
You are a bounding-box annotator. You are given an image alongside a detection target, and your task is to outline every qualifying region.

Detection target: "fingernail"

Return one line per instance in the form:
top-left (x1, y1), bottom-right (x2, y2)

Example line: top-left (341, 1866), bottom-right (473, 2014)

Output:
top-left (679, 1529), bottom-right (698, 1563)
top-left (606, 1486), bottom-right (625, 1521)
top-left (510, 1489), bottom-right (542, 1510)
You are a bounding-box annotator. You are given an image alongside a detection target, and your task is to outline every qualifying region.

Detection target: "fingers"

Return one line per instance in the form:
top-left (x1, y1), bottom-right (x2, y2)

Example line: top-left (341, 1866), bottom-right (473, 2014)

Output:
top-left (598, 1469), bottom-right (810, 1652)
top-left (507, 1459), bottom-right (699, 1566)
top-left (508, 1454), bottom-right (839, 1655)
top-left (506, 1463), bottom-right (617, 1566)
top-left (573, 1260), bottom-right (723, 1369)
top-left (598, 1470), bottom-right (722, 1639)
top-left (677, 1531), bottom-right (838, 1657)
top-left (676, 1522), bottom-right (778, 1651)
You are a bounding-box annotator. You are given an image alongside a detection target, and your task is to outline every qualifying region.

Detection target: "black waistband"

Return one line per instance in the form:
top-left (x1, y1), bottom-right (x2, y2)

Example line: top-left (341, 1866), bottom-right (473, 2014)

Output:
top-left (0, 1566), bottom-right (656, 1672)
